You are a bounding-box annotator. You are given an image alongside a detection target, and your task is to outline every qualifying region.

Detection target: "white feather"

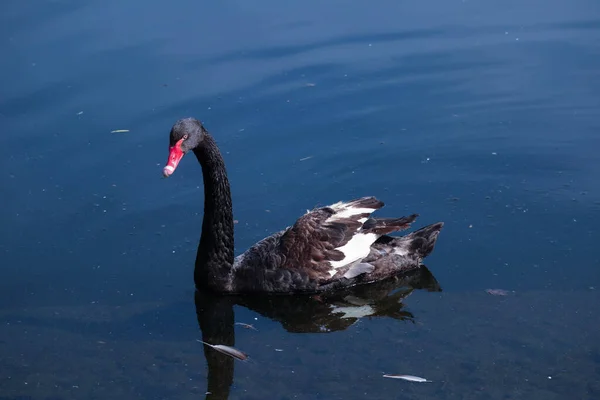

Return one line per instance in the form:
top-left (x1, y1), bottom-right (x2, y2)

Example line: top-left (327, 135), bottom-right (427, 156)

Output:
top-left (382, 374), bottom-right (431, 382)
top-left (332, 207), bottom-right (377, 219)
top-left (343, 262), bottom-right (375, 279)
top-left (328, 200), bottom-right (348, 210)
top-left (328, 232), bottom-right (378, 275)
top-left (328, 201), bottom-right (377, 221)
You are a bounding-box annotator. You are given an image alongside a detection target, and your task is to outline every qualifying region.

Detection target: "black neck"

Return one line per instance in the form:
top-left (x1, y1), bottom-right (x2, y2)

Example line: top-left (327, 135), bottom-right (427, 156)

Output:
top-left (193, 130), bottom-right (235, 291)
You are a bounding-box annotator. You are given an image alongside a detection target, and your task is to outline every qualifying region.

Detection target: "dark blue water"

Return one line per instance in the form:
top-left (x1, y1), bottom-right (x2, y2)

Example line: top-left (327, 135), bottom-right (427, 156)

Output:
top-left (2, 0), bottom-right (600, 398)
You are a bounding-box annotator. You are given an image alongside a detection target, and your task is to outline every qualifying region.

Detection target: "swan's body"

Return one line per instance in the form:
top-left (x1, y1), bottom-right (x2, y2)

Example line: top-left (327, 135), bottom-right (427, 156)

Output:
top-left (163, 118), bottom-right (444, 294)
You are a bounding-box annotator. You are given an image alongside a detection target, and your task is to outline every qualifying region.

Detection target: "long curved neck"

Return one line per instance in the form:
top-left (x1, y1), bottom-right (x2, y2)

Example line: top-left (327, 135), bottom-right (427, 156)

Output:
top-left (193, 130), bottom-right (235, 291)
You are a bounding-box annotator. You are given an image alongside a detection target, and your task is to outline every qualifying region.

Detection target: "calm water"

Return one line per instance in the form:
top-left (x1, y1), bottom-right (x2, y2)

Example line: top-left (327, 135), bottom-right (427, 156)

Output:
top-left (2, 0), bottom-right (600, 398)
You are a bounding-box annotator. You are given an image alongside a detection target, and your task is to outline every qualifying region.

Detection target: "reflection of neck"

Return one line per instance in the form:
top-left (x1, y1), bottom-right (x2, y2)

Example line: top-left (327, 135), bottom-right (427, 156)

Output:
top-left (193, 131), bottom-right (235, 291)
top-left (194, 291), bottom-right (235, 400)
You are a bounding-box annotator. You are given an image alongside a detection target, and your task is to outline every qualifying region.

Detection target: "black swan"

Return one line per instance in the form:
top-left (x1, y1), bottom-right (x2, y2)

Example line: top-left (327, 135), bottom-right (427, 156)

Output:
top-left (163, 118), bottom-right (444, 294)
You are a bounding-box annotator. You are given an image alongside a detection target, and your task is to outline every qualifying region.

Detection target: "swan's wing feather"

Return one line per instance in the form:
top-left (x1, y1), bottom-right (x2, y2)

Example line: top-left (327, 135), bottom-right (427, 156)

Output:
top-left (278, 196), bottom-right (385, 280)
top-left (231, 198), bottom-right (421, 292)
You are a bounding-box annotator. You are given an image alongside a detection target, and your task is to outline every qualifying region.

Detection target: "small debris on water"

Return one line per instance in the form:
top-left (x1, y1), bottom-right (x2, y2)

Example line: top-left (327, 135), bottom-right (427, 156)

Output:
top-left (299, 156), bottom-right (313, 161)
top-left (111, 129), bottom-right (130, 133)
top-left (235, 322), bottom-right (258, 331)
top-left (233, 220), bottom-right (239, 224)
top-left (76, 111), bottom-right (83, 115)
top-left (275, 348), bottom-right (283, 352)
top-left (383, 374), bottom-right (431, 382)
top-left (485, 288), bottom-right (510, 296)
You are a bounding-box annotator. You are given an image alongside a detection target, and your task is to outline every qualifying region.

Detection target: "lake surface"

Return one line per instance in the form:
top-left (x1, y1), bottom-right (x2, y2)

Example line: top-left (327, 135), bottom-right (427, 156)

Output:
top-left (1, 0), bottom-right (599, 398)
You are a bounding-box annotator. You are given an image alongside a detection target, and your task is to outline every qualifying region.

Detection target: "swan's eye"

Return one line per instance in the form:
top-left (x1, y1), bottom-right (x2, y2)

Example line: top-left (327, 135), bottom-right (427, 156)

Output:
top-left (183, 134), bottom-right (189, 140)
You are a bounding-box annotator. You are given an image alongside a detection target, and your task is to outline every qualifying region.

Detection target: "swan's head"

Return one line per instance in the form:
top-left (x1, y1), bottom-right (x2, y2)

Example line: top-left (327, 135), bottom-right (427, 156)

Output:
top-left (163, 118), bottom-right (205, 177)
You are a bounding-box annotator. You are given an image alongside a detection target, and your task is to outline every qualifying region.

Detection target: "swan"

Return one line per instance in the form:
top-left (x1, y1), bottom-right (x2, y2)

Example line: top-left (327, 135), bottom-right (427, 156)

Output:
top-left (163, 118), bottom-right (444, 294)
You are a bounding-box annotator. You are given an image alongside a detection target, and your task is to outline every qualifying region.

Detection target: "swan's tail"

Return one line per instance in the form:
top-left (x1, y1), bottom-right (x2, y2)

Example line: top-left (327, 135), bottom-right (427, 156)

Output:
top-left (374, 221), bottom-right (444, 261)
top-left (399, 222), bottom-right (444, 260)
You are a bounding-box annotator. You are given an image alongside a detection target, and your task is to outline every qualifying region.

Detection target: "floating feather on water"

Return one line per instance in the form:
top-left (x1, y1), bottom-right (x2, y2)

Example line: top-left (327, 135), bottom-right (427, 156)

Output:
top-left (383, 374), bottom-right (431, 382)
top-left (486, 288), bottom-right (510, 296)
top-left (197, 340), bottom-right (249, 361)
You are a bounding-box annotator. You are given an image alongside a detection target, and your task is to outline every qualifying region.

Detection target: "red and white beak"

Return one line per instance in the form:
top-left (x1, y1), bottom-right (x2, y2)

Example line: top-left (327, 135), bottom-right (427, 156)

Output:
top-left (163, 138), bottom-right (185, 177)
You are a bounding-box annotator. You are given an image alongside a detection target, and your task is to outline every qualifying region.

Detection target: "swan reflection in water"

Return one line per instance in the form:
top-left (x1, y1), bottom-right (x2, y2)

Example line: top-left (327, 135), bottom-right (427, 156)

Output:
top-left (193, 265), bottom-right (441, 399)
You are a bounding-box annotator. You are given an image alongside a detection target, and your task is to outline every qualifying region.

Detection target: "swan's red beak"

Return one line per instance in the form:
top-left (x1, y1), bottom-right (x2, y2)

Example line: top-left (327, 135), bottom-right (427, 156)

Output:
top-left (163, 138), bottom-right (185, 178)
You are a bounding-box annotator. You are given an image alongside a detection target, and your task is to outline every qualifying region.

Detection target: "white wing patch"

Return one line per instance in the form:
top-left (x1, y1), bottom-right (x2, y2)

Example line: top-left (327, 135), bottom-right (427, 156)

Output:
top-left (328, 200), bottom-right (378, 221)
top-left (328, 232), bottom-right (378, 276)
top-left (323, 200), bottom-right (382, 277)
top-left (332, 207), bottom-right (377, 219)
